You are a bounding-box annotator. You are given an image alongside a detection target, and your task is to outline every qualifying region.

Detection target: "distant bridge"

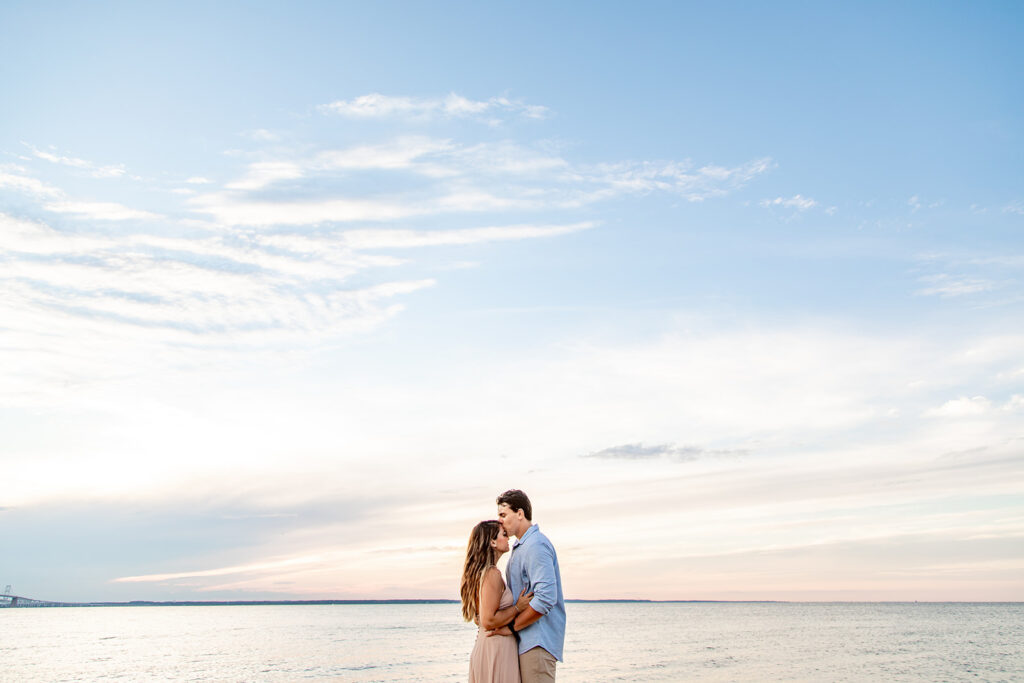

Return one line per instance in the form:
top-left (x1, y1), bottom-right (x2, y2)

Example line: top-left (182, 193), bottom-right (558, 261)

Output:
top-left (0, 592), bottom-right (77, 608)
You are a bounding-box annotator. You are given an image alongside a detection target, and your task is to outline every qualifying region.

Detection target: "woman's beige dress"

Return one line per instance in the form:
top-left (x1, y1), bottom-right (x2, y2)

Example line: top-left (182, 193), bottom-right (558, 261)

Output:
top-left (468, 582), bottom-right (520, 682)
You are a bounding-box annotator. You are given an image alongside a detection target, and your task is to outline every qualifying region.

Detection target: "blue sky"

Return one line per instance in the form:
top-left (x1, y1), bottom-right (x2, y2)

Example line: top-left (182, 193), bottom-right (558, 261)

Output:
top-left (1, 1), bottom-right (1022, 602)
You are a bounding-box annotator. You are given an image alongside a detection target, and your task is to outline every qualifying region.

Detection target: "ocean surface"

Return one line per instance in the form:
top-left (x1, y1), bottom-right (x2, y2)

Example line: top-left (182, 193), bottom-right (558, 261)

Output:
top-left (1, 602), bottom-right (1021, 682)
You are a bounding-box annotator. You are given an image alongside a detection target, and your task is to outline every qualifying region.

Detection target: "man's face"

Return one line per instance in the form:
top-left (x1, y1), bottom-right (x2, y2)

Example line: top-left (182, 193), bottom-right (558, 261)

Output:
top-left (497, 503), bottom-right (523, 538)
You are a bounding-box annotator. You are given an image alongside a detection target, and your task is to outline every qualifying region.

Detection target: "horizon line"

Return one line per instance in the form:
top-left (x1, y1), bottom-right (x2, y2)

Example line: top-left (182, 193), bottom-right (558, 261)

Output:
top-left (5, 598), bottom-right (1022, 608)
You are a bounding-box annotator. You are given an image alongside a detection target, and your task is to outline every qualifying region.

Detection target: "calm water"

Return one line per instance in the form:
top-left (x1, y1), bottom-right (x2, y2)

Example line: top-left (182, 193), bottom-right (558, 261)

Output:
top-left (1, 602), bottom-right (1021, 682)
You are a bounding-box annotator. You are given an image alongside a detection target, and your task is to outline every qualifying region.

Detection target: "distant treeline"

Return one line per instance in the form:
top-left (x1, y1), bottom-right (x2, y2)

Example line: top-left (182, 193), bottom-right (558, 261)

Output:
top-left (29, 598), bottom-right (665, 607)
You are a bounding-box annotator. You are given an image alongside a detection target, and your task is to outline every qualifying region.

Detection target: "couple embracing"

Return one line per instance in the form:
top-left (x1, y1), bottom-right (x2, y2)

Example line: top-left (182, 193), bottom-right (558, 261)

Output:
top-left (461, 489), bottom-right (566, 683)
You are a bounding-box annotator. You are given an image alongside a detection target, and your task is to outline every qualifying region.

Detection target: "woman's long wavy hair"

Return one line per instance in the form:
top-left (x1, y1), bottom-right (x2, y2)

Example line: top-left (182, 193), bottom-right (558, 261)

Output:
top-left (460, 520), bottom-right (502, 622)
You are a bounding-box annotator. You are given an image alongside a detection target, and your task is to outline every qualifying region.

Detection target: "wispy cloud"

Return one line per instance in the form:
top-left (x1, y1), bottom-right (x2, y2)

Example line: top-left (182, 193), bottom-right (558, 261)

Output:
top-left (224, 161), bottom-right (304, 191)
top-left (341, 222), bottom-right (595, 249)
top-left (579, 158), bottom-right (773, 204)
top-left (43, 200), bottom-right (161, 221)
top-left (26, 144), bottom-right (127, 178)
top-left (0, 165), bottom-right (63, 197)
top-left (316, 136), bottom-right (455, 173)
top-left (221, 137), bottom-right (455, 192)
top-left (924, 395), bottom-right (1024, 418)
top-left (760, 194), bottom-right (817, 211)
top-left (0, 209), bottom-right (441, 407)
top-left (915, 274), bottom-right (996, 297)
top-left (583, 442), bottom-right (747, 462)
top-left (908, 195), bottom-right (944, 212)
top-left (0, 214), bottom-right (591, 406)
top-left (189, 191), bottom-right (484, 226)
top-left (925, 395), bottom-right (992, 417)
top-left (1002, 200), bottom-right (1024, 215)
top-left (320, 92), bottom-right (548, 122)
top-left (2, 164), bottom-right (154, 219)
top-left (115, 554), bottom-right (325, 583)
top-left (188, 137), bottom-right (770, 227)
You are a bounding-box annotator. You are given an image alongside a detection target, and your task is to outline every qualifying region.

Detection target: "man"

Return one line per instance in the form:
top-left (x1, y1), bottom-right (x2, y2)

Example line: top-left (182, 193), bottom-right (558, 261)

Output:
top-left (497, 489), bottom-right (566, 683)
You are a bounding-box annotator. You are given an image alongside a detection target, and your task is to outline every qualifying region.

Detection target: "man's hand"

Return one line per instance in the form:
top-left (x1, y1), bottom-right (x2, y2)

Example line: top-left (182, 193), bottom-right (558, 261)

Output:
top-left (515, 588), bottom-right (533, 614)
top-left (485, 626), bottom-right (513, 637)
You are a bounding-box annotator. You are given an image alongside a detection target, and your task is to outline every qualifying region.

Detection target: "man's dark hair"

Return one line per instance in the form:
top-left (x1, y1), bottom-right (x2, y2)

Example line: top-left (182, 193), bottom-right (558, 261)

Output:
top-left (496, 489), bottom-right (532, 521)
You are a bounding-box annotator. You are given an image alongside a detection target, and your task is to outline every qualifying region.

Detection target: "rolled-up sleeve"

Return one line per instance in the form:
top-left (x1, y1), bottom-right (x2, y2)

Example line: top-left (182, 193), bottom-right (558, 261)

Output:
top-left (527, 543), bottom-right (557, 615)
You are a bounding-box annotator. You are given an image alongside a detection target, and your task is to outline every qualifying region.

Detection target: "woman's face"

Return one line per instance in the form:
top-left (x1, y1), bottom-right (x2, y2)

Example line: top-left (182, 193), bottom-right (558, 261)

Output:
top-left (491, 526), bottom-right (510, 554)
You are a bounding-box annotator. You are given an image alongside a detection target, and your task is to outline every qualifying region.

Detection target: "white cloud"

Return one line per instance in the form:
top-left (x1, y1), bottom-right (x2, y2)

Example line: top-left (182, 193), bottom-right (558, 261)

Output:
top-left (224, 161), bottom-right (304, 191)
top-left (0, 190), bottom-right (598, 419)
top-left (188, 133), bottom-right (769, 227)
top-left (0, 166), bottom-right (63, 197)
top-left (185, 176), bottom-right (213, 184)
top-left (189, 192), bottom-right (434, 225)
top-left (1003, 394), bottom-right (1024, 412)
top-left (222, 137), bottom-right (457, 193)
top-left (925, 396), bottom-right (992, 418)
top-left (0, 208), bottom-right (446, 410)
top-left (320, 92), bottom-right (549, 122)
top-left (583, 442), bottom-right (745, 461)
top-left (761, 194), bottom-right (818, 210)
top-left (43, 200), bottom-right (160, 221)
top-left (450, 141), bottom-right (568, 176)
top-left (341, 222), bottom-right (595, 249)
top-left (115, 554), bottom-right (325, 583)
top-left (1002, 200), bottom-right (1024, 215)
top-left (2, 165), bottom-right (156, 221)
top-left (315, 136), bottom-right (455, 173)
top-left (0, 212), bottom-right (113, 253)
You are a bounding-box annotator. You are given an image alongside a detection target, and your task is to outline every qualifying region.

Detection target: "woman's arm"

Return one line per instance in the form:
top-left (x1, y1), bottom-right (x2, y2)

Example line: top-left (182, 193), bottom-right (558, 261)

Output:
top-left (478, 568), bottom-right (522, 630)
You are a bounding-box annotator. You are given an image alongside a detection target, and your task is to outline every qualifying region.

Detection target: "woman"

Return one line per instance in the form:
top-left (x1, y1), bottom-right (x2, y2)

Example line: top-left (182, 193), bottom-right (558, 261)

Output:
top-left (461, 520), bottom-right (532, 683)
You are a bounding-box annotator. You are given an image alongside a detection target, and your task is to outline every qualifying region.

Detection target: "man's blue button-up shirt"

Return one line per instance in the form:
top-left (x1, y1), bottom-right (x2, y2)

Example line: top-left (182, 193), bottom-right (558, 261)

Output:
top-left (506, 524), bottom-right (566, 661)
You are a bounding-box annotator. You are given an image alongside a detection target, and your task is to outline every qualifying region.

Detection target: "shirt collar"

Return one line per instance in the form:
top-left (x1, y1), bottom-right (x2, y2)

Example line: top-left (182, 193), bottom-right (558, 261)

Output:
top-left (512, 523), bottom-right (538, 549)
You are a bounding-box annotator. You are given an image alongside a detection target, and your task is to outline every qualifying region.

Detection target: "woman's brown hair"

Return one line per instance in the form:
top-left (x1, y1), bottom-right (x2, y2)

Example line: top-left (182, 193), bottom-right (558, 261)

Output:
top-left (459, 520), bottom-right (502, 622)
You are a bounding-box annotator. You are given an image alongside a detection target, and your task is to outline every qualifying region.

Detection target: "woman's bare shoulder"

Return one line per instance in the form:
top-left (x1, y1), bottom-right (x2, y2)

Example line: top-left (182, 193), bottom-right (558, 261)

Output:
top-left (483, 566), bottom-right (505, 587)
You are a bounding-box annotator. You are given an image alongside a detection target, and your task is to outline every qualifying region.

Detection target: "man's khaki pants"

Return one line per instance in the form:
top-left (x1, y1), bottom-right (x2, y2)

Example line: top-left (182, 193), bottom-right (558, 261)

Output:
top-left (519, 646), bottom-right (557, 683)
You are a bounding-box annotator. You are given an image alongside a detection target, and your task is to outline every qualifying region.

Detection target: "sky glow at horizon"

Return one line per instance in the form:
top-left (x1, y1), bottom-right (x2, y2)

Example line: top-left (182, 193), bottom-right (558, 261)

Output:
top-left (1, 1), bottom-right (1022, 603)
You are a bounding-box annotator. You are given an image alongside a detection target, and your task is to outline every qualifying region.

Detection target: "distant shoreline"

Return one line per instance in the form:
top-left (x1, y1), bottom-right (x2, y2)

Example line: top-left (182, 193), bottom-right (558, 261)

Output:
top-left (4, 598), bottom-right (792, 608)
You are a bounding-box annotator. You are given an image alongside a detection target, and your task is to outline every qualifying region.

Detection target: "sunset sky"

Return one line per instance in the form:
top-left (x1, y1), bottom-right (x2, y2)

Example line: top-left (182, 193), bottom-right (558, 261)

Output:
top-left (2, 1), bottom-right (1022, 603)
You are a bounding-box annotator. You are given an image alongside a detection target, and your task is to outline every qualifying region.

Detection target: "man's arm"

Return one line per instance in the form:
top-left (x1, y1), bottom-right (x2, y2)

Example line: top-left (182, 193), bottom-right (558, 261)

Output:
top-left (512, 603), bottom-right (544, 630)
top-left (512, 543), bottom-right (557, 631)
